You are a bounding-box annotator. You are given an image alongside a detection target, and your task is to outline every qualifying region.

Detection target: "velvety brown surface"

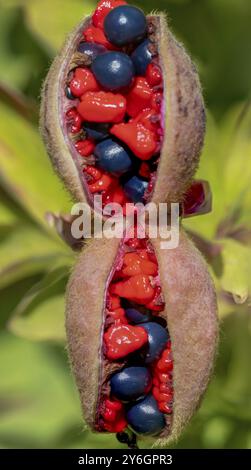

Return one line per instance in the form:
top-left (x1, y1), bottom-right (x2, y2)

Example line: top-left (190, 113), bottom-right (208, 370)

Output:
top-left (66, 229), bottom-right (218, 446)
top-left (65, 238), bottom-right (120, 428)
top-left (152, 14), bottom-right (206, 205)
top-left (40, 18), bottom-right (90, 203)
top-left (151, 229), bottom-right (218, 446)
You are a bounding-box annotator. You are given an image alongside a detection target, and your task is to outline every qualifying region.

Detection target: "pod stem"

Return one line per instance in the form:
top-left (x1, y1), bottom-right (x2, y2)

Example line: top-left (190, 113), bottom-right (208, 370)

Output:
top-left (116, 431), bottom-right (138, 449)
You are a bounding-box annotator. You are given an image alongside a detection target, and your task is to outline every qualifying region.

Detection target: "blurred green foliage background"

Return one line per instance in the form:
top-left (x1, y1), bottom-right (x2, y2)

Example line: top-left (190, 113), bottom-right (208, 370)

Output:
top-left (0, 0), bottom-right (251, 449)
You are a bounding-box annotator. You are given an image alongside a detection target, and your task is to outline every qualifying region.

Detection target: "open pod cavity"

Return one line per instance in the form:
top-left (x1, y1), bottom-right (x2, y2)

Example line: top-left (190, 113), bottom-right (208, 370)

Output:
top-left (40, 2), bottom-right (205, 216)
top-left (66, 229), bottom-right (218, 447)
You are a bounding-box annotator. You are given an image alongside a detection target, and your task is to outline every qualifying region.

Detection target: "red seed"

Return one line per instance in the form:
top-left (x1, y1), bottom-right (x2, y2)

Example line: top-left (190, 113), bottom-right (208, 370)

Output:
top-left (153, 377), bottom-right (160, 387)
top-left (70, 68), bottom-right (100, 97)
top-left (113, 417), bottom-right (128, 433)
top-left (146, 63), bottom-right (162, 87)
top-left (104, 324), bottom-right (148, 360)
top-left (126, 237), bottom-right (145, 249)
top-left (159, 402), bottom-right (172, 414)
top-left (159, 383), bottom-right (173, 394)
top-left (157, 358), bottom-right (173, 372)
top-left (121, 253), bottom-right (158, 277)
top-left (105, 399), bottom-right (123, 411)
top-left (89, 174), bottom-right (115, 193)
top-left (153, 389), bottom-right (172, 406)
top-left (133, 108), bottom-right (160, 134)
top-left (137, 249), bottom-right (149, 260)
top-left (104, 416), bottom-right (127, 433)
top-left (103, 408), bottom-right (117, 422)
top-left (83, 165), bottom-right (103, 182)
top-left (158, 391), bottom-right (173, 402)
top-left (103, 186), bottom-right (128, 206)
top-left (108, 308), bottom-right (127, 322)
top-left (111, 121), bottom-right (157, 160)
top-left (108, 295), bottom-right (121, 310)
top-left (75, 139), bottom-right (95, 157)
top-left (92, 0), bottom-right (127, 28)
top-left (148, 251), bottom-right (158, 264)
top-left (156, 346), bottom-right (173, 372)
top-left (151, 91), bottom-right (162, 111)
top-left (78, 91), bottom-right (126, 123)
top-left (83, 166), bottom-right (116, 193)
top-left (126, 77), bottom-right (153, 118)
top-left (158, 372), bottom-right (171, 383)
top-left (153, 386), bottom-right (160, 401)
top-left (66, 108), bottom-right (82, 133)
top-left (110, 274), bottom-right (155, 304)
top-left (111, 186), bottom-right (128, 205)
top-left (145, 285), bottom-right (165, 312)
top-left (83, 25), bottom-right (116, 50)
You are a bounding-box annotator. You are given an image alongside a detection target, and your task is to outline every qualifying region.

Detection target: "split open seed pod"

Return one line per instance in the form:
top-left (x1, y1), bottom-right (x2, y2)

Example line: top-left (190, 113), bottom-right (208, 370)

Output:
top-left (40, 12), bottom-right (205, 213)
top-left (66, 229), bottom-right (218, 447)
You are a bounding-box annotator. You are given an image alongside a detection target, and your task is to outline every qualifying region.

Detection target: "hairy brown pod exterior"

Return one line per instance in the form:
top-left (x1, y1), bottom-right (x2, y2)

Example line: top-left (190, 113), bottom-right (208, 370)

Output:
top-left (40, 14), bottom-right (205, 208)
top-left (66, 229), bottom-right (218, 446)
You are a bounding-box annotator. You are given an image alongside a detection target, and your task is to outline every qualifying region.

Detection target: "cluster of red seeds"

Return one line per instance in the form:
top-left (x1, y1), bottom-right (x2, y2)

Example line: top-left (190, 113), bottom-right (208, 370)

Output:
top-left (99, 236), bottom-right (173, 433)
top-left (65, 0), bottom-right (163, 209)
top-left (152, 342), bottom-right (173, 414)
top-left (102, 398), bottom-right (127, 433)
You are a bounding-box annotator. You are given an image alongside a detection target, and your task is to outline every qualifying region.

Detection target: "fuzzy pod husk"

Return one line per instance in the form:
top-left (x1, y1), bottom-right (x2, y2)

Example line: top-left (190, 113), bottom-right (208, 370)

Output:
top-left (40, 13), bottom-right (205, 209)
top-left (66, 228), bottom-right (218, 447)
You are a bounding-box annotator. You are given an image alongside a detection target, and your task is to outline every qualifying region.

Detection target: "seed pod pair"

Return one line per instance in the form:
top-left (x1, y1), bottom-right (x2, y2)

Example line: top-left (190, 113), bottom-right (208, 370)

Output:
top-left (40, 1), bottom-right (217, 448)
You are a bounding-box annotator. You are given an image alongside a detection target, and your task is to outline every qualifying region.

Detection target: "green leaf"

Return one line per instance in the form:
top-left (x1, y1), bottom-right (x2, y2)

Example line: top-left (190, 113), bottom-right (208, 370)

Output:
top-left (0, 331), bottom-right (82, 447)
top-left (184, 104), bottom-right (251, 239)
top-left (0, 274), bottom-right (43, 330)
top-left (8, 267), bottom-right (69, 342)
top-left (202, 417), bottom-right (233, 448)
top-left (0, 331), bottom-right (126, 448)
top-left (0, 176), bottom-right (33, 228)
top-left (0, 224), bottom-right (73, 289)
top-left (0, 5), bottom-right (52, 101)
top-left (183, 112), bottom-right (227, 239)
top-left (0, 7), bottom-right (33, 90)
top-left (223, 103), bottom-right (251, 223)
top-left (137, 0), bottom-right (251, 115)
top-left (0, 198), bottom-right (18, 227)
top-left (219, 238), bottom-right (251, 302)
top-left (0, 102), bottom-right (71, 227)
top-left (2, 0), bottom-right (95, 51)
top-left (217, 296), bottom-right (236, 320)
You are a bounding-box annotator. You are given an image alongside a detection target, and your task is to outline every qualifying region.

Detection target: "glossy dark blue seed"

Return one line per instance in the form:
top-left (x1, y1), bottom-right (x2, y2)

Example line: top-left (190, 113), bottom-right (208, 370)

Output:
top-left (65, 86), bottom-right (75, 100)
top-left (125, 308), bottom-right (151, 324)
top-left (83, 122), bottom-right (110, 141)
top-left (127, 395), bottom-right (165, 435)
top-left (110, 366), bottom-right (152, 402)
top-left (94, 139), bottom-right (132, 174)
top-left (92, 52), bottom-right (135, 91)
top-left (104, 5), bottom-right (147, 47)
top-left (77, 42), bottom-right (107, 60)
top-left (123, 176), bottom-right (148, 203)
top-left (141, 322), bottom-right (169, 363)
top-left (131, 39), bottom-right (153, 75)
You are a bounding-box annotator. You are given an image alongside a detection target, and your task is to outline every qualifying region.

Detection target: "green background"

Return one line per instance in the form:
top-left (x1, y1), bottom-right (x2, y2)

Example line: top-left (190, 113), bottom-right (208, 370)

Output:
top-left (0, 0), bottom-right (251, 449)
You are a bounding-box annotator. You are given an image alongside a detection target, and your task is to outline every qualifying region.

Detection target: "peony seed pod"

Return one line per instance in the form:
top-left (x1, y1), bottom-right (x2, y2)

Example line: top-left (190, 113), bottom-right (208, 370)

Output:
top-left (40, 2), bottom-right (206, 214)
top-left (66, 228), bottom-right (218, 447)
